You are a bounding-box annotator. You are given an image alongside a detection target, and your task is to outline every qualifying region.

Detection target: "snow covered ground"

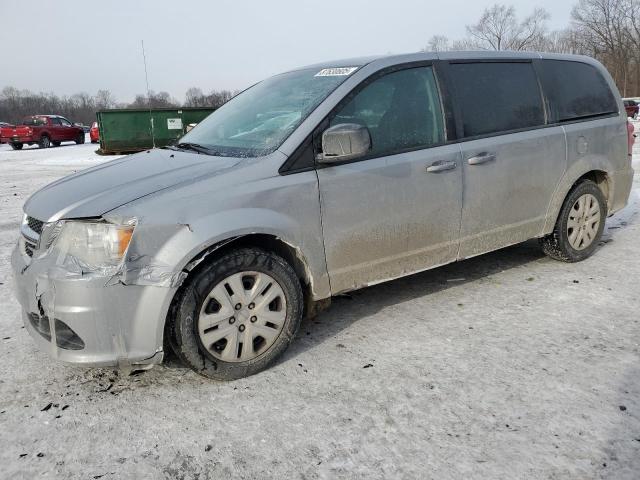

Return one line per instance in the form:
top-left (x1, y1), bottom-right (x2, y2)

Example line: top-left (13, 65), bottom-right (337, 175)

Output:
top-left (0, 131), bottom-right (638, 479)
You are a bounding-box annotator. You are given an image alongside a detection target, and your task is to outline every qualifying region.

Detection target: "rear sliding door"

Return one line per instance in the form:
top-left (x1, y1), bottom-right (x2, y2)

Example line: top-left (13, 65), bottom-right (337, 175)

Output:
top-left (447, 60), bottom-right (567, 259)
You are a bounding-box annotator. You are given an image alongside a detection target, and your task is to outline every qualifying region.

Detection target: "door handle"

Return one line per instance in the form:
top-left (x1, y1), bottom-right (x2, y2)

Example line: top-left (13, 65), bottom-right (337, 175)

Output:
top-left (467, 153), bottom-right (496, 165)
top-left (426, 160), bottom-right (457, 173)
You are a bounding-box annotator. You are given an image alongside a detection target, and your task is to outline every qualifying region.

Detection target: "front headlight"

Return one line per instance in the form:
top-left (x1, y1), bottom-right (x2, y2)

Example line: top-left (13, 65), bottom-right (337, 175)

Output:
top-left (54, 220), bottom-right (135, 267)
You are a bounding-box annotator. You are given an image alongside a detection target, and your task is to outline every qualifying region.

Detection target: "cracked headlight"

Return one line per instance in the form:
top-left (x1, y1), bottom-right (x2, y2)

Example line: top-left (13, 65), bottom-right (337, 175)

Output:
top-left (54, 220), bottom-right (135, 266)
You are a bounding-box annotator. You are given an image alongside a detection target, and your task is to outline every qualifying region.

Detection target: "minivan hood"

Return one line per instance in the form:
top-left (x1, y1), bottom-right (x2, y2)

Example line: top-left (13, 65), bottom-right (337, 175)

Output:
top-left (24, 149), bottom-right (241, 222)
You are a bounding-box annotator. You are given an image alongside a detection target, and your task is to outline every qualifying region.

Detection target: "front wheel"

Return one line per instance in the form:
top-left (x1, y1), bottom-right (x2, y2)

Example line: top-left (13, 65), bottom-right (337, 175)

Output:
top-left (169, 248), bottom-right (303, 380)
top-left (10, 142), bottom-right (23, 150)
top-left (539, 180), bottom-right (607, 262)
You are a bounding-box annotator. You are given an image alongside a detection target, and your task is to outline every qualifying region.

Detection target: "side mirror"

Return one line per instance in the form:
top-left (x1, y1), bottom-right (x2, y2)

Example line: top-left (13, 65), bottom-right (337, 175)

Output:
top-left (318, 123), bottom-right (371, 164)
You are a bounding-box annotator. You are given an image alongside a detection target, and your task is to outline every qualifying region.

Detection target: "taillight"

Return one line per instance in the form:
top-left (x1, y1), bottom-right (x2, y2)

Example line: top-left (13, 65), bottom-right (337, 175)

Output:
top-left (627, 120), bottom-right (635, 157)
top-left (26, 127), bottom-right (33, 136)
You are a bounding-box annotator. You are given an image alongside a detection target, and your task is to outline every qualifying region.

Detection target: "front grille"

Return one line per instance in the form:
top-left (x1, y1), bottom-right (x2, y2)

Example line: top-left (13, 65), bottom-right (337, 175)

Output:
top-left (24, 239), bottom-right (36, 257)
top-left (26, 216), bottom-right (44, 235)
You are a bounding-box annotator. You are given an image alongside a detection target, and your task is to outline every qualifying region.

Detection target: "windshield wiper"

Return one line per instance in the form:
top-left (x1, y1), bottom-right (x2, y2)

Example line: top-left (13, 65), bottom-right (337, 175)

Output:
top-left (164, 142), bottom-right (212, 155)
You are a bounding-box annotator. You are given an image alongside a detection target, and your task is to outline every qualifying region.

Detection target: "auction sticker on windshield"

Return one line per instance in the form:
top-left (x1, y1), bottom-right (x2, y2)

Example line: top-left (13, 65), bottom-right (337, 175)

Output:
top-left (315, 67), bottom-right (358, 77)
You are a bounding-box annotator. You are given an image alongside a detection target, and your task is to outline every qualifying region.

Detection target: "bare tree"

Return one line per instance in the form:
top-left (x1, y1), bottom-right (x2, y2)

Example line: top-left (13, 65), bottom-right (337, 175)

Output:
top-left (533, 29), bottom-right (582, 53)
top-left (571, 0), bottom-right (635, 94)
top-left (419, 1), bottom-right (640, 94)
top-left (0, 83), bottom-right (237, 125)
top-left (128, 90), bottom-right (178, 109)
top-left (466, 4), bottom-right (550, 51)
top-left (424, 35), bottom-right (451, 52)
top-left (183, 88), bottom-right (236, 108)
top-left (95, 89), bottom-right (116, 110)
top-left (184, 87), bottom-right (206, 107)
top-left (0, 88), bottom-right (122, 125)
top-left (206, 89), bottom-right (235, 108)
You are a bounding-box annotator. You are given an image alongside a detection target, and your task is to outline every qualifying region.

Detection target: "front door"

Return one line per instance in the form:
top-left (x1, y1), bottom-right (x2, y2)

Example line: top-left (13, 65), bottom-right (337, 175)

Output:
top-left (49, 117), bottom-right (65, 141)
top-left (59, 117), bottom-right (75, 141)
top-left (317, 65), bottom-right (463, 294)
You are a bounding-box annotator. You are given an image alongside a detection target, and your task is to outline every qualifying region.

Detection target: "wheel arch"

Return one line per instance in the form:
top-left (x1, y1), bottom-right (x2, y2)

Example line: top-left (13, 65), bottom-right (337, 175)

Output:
top-left (543, 168), bottom-right (612, 235)
top-left (574, 170), bottom-right (610, 203)
top-left (182, 233), bottom-right (315, 295)
top-left (162, 233), bottom-right (328, 355)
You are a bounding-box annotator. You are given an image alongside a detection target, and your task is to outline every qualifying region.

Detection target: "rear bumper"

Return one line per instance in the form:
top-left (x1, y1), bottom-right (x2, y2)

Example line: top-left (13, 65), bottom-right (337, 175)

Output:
top-left (609, 166), bottom-right (635, 215)
top-left (11, 242), bottom-right (171, 368)
top-left (1, 135), bottom-right (35, 144)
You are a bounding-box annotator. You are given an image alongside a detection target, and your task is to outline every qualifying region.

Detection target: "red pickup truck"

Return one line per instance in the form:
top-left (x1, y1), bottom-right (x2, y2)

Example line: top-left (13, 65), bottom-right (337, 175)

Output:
top-left (0, 115), bottom-right (85, 150)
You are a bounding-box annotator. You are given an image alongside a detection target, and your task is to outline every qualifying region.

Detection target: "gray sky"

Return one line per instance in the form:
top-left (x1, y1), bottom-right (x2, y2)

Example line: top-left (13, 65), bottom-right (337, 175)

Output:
top-left (1, 0), bottom-right (573, 103)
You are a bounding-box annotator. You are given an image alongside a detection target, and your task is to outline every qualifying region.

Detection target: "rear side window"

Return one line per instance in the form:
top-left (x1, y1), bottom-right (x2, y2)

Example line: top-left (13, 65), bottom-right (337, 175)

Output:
top-left (539, 60), bottom-right (617, 122)
top-left (449, 62), bottom-right (544, 137)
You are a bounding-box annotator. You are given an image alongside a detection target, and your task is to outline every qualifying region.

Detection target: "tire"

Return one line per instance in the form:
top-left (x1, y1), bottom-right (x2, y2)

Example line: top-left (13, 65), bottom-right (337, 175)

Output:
top-left (52, 141), bottom-right (61, 147)
top-left (168, 248), bottom-right (303, 380)
top-left (75, 133), bottom-right (85, 145)
top-left (38, 135), bottom-right (50, 149)
top-left (10, 142), bottom-right (23, 150)
top-left (539, 180), bottom-right (607, 262)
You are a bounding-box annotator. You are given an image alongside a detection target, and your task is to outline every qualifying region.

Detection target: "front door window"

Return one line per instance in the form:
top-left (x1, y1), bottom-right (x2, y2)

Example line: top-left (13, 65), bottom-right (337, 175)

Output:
top-left (330, 66), bottom-right (445, 157)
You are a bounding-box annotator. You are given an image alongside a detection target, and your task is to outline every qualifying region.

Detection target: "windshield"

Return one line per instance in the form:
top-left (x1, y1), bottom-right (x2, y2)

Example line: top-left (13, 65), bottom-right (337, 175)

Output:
top-left (178, 67), bottom-right (358, 157)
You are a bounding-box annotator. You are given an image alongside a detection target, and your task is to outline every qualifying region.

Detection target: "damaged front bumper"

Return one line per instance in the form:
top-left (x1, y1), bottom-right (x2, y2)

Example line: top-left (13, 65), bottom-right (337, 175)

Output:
top-left (11, 239), bottom-right (172, 368)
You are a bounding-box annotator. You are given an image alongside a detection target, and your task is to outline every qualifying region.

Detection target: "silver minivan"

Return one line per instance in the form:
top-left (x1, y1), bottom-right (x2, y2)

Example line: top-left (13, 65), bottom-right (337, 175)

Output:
top-left (12, 51), bottom-right (634, 380)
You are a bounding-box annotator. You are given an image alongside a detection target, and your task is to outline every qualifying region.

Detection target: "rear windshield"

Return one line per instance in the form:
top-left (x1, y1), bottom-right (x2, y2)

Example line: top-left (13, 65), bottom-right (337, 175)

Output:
top-left (178, 67), bottom-right (358, 157)
top-left (539, 60), bottom-right (618, 122)
top-left (21, 116), bottom-right (47, 126)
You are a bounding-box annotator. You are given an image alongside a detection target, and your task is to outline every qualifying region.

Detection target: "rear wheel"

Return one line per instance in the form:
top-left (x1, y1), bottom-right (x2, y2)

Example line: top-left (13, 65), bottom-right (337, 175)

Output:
top-left (169, 248), bottom-right (303, 380)
top-left (75, 133), bottom-right (85, 144)
top-left (539, 180), bottom-right (607, 262)
top-left (10, 142), bottom-right (23, 150)
top-left (38, 136), bottom-right (50, 149)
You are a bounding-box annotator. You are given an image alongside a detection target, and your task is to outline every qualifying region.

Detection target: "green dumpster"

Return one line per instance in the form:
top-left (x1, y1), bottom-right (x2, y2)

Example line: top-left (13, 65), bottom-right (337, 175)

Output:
top-left (96, 107), bottom-right (215, 154)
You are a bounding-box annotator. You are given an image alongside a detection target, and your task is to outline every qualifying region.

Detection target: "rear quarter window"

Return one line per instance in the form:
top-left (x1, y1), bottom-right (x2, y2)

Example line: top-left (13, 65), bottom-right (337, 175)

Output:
top-left (539, 60), bottom-right (618, 122)
top-left (448, 62), bottom-right (545, 138)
